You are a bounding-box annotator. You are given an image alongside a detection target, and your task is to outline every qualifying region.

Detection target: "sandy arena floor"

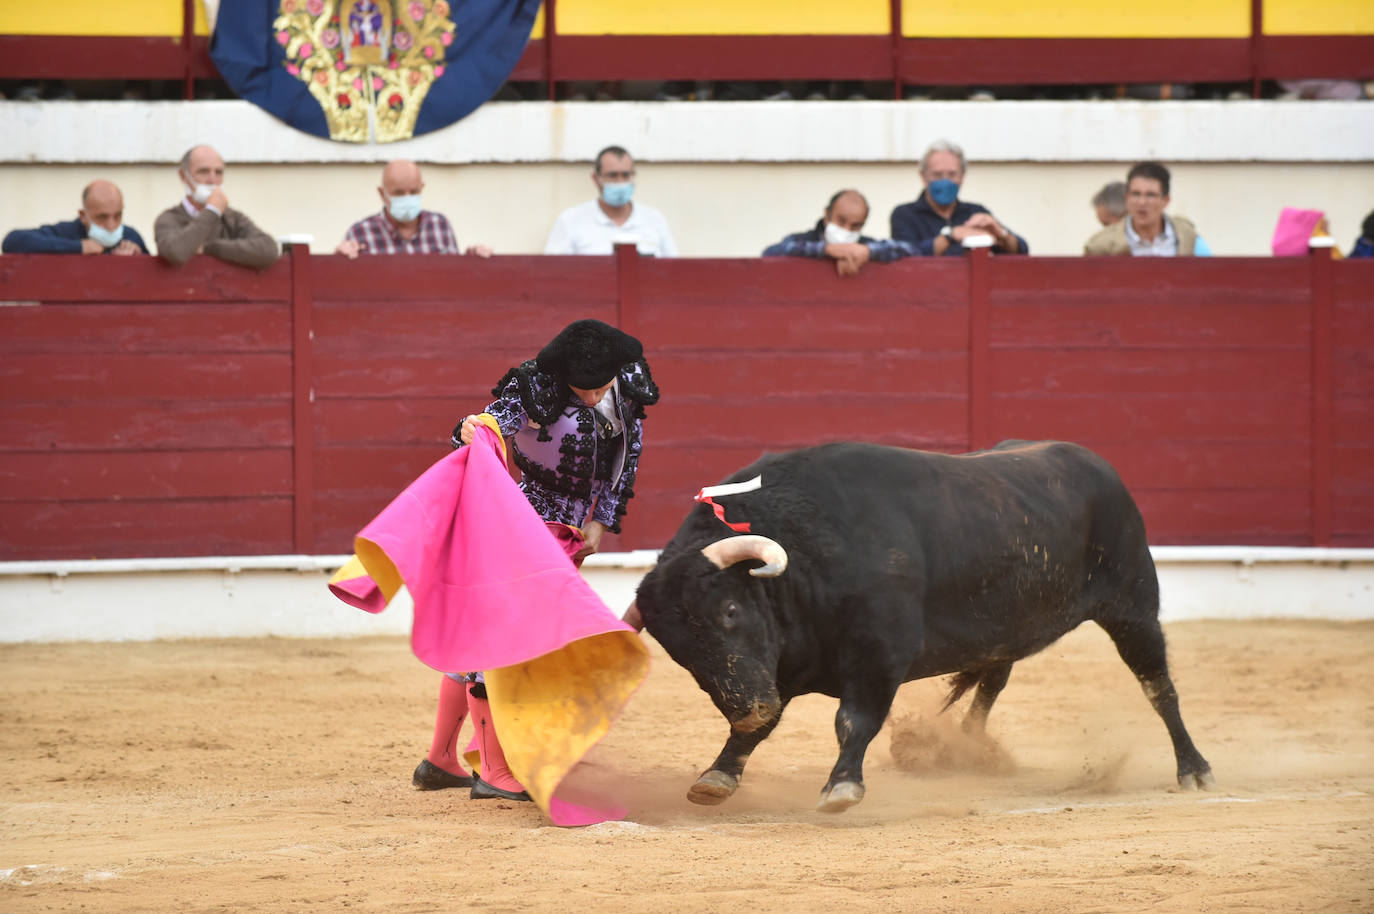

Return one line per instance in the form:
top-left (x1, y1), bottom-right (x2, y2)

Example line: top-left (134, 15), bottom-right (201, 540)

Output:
top-left (2, 619), bottom-right (1371, 913)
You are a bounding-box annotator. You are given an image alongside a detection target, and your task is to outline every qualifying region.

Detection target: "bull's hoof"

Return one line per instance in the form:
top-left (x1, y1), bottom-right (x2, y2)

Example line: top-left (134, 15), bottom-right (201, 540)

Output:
top-left (1178, 769), bottom-right (1216, 791)
top-left (817, 780), bottom-right (865, 813)
top-left (688, 770), bottom-right (739, 805)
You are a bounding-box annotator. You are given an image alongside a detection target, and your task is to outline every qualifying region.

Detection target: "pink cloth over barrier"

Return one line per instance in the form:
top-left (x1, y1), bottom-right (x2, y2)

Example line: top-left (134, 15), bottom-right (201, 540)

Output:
top-left (328, 423), bottom-right (650, 826)
top-left (1271, 207), bottom-right (1324, 256)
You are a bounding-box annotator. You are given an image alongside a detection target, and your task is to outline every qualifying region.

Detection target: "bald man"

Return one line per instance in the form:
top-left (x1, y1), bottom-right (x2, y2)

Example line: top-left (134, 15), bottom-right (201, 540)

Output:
top-left (153, 144), bottom-right (279, 269)
top-left (2, 180), bottom-right (148, 255)
top-left (763, 188), bottom-right (918, 276)
top-left (335, 159), bottom-right (492, 259)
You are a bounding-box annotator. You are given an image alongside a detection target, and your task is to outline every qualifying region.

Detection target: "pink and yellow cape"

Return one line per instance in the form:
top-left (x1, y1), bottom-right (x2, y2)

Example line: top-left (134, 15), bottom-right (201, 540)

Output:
top-left (328, 417), bottom-right (649, 826)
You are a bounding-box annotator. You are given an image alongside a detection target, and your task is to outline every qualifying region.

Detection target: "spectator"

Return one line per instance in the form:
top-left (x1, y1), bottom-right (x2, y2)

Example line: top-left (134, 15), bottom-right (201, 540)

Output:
top-left (2, 180), bottom-right (148, 255)
top-left (1350, 210), bottom-right (1374, 259)
top-left (545, 145), bottom-right (678, 257)
top-left (890, 139), bottom-right (1029, 257)
top-left (763, 189), bottom-right (918, 276)
top-left (1272, 207), bottom-right (1344, 259)
top-left (154, 144), bottom-right (279, 269)
top-left (1085, 162), bottom-right (1212, 257)
top-left (1092, 181), bottom-right (1127, 227)
top-left (334, 159), bottom-right (492, 259)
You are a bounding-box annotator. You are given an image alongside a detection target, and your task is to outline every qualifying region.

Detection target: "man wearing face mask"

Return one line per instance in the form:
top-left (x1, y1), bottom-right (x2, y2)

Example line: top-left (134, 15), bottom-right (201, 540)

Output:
top-left (890, 139), bottom-right (1028, 257)
top-left (544, 146), bottom-right (678, 257)
top-left (763, 188), bottom-right (918, 276)
top-left (335, 159), bottom-right (493, 259)
top-left (3, 180), bottom-right (148, 255)
top-left (154, 144), bottom-right (279, 269)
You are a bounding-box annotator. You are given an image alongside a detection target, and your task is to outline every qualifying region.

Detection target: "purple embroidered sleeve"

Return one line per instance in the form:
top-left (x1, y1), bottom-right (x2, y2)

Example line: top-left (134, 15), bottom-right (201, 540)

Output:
top-left (483, 376), bottom-right (529, 437)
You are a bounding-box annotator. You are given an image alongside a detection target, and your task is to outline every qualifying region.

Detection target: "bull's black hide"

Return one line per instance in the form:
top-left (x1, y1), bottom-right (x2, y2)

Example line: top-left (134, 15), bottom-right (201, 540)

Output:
top-left (637, 440), bottom-right (1214, 812)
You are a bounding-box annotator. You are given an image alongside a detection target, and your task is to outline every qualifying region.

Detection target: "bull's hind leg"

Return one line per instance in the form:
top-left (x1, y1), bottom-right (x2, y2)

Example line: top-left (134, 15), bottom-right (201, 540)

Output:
top-left (1097, 616), bottom-right (1215, 790)
top-left (688, 709), bottom-right (787, 806)
top-left (961, 662), bottom-right (1013, 736)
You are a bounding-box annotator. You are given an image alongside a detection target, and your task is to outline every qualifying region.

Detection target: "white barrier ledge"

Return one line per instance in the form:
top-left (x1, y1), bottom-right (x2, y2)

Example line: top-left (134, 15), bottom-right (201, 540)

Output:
top-left (1, 547), bottom-right (1370, 644)
top-left (2, 100), bottom-right (1371, 165)
top-left (3, 546), bottom-right (1369, 577)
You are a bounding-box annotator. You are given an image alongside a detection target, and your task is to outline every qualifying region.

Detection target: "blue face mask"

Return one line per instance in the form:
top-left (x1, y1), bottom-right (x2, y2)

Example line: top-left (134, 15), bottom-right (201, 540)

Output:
top-left (387, 194), bottom-right (423, 223)
top-left (600, 181), bottom-right (634, 208)
top-left (927, 179), bottom-right (960, 207)
top-left (87, 221), bottom-right (124, 248)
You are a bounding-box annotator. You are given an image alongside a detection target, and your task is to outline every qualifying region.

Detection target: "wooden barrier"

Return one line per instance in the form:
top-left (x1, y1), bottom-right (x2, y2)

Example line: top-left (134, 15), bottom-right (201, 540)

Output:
top-left (1, 248), bottom-right (1370, 560)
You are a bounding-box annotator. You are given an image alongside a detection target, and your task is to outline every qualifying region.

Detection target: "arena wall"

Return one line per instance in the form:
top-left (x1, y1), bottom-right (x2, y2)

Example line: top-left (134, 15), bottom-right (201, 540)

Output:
top-left (1, 100), bottom-right (1372, 258)
top-left (3, 247), bottom-right (1371, 561)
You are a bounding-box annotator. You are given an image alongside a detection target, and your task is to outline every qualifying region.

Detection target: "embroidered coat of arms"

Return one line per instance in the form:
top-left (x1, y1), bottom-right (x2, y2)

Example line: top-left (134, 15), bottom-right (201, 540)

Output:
top-left (274, 0), bottom-right (455, 142)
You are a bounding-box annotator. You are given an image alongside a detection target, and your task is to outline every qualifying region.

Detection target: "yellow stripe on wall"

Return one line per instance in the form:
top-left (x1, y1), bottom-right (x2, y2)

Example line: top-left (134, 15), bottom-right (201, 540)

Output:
top-left (1264, 0), bottom-right (1374, 35)
top-left (556, 1), bottom-right (891, 36)
top-left (902, 0), bottom-right (1250, 38)
top-left (1, 0), bottom-right (209, 37)
top-left (531, 4), bottom-right (545, 40)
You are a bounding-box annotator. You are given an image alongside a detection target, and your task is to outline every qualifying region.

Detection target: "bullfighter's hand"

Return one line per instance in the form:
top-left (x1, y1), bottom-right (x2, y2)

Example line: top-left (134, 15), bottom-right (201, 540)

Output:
top-left (575, 519), bottom-right (607, 562)
top-left (458, 414), bottom-right (480, 445)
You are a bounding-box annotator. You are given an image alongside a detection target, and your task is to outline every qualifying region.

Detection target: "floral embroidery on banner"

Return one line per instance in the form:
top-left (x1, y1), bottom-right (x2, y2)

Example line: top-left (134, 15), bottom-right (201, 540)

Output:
top-left (273, 0), bottom-right (455, 143)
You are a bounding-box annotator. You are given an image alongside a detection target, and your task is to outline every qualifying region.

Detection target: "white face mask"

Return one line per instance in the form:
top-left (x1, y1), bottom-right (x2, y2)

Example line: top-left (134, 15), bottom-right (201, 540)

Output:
top-left (387, 193), bottom-right (423, 224)
top-left (183, 171), bottom-right (215, 204)
top-left (824, 221), bottom-right (861, 245)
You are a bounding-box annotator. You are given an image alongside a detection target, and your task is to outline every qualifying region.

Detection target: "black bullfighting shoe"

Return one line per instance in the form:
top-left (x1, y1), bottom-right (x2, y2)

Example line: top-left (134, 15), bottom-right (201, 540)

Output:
top-left (412, 759), bottom-right (474, 790)
top-left (470, 776), bottom-right (531, 802)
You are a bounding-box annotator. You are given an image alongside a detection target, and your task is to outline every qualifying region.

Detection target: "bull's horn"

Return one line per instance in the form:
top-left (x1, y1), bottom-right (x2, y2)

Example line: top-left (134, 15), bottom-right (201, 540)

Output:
top-left (700, 535), bottom-right (789, 578)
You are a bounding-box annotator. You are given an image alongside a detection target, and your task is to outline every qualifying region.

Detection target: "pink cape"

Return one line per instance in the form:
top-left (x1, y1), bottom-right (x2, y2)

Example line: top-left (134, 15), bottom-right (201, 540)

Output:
top-left (1271, 207), bottom-right (1324, 256)
top-left (328, 423), bottom-right (649, 826)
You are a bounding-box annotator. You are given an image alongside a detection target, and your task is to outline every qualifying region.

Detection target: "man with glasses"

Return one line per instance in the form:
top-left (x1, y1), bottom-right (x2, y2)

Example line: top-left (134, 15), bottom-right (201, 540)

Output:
top-left (544, 145), bottom-right (679, 257)
top-left (1085, 161), bottom-right (1212, 256)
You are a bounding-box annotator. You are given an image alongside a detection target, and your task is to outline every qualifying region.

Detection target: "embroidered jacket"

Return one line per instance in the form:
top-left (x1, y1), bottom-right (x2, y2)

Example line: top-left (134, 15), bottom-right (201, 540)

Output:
top-left (451, 358), bottom-right (659, 534)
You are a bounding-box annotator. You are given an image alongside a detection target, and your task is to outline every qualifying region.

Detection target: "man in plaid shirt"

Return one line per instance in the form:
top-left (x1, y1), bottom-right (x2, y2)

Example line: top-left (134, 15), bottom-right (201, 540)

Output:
top-left (335, 159), bottom-right (492, 258)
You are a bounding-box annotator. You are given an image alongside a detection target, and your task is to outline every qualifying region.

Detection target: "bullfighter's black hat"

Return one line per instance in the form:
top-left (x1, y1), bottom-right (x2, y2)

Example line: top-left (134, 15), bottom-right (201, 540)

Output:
top-left (536, 319), bottom-right (644, 389)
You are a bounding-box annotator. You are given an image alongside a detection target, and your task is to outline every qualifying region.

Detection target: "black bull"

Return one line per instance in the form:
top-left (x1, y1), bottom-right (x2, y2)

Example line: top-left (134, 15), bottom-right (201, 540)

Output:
top-left (636, 440), bottom-right (1214, 812)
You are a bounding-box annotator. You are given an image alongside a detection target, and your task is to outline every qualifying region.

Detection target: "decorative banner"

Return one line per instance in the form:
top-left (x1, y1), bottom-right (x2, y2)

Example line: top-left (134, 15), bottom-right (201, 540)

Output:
top-left (211, 0), bottom-right (540, 143)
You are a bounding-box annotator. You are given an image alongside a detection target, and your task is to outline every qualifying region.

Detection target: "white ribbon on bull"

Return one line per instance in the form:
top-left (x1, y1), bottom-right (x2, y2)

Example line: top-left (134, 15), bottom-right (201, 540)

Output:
top-left (694, 475), bottom-right (788, 578)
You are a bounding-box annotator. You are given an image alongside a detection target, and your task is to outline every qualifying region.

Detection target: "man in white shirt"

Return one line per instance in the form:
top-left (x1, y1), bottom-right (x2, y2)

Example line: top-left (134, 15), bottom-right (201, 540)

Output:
top-left (544, 146), bottom-right (679, 257)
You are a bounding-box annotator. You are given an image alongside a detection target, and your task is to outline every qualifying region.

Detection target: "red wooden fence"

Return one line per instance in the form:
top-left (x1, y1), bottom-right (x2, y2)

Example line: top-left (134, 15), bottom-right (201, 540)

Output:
top-left (1, 247), bottom-right (1369, 561)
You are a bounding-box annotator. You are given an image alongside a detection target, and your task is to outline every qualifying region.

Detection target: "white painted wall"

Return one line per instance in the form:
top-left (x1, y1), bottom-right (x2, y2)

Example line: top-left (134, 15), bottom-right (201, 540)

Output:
top-left (2, 100), bottom-right (1371, 258)
top-left (1, 549), bottom-right (1370, 644)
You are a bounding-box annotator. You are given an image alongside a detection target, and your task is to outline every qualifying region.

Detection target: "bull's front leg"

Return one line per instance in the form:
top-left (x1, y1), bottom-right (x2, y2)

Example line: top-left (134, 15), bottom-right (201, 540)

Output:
top-left (818, 680), bottom-right (902, 813)
top-left (688, 710), bottom-right (787, 806)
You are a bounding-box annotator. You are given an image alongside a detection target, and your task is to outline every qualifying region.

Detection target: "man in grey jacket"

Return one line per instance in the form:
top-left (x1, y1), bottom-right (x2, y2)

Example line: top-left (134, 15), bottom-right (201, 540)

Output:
top-left (154, 144), bottom-right (279, 269)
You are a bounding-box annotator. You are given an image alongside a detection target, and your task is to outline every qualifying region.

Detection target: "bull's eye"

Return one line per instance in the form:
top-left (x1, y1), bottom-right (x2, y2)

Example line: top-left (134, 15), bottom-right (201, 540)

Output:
top-left (722, 602), bottom-right (739, 630)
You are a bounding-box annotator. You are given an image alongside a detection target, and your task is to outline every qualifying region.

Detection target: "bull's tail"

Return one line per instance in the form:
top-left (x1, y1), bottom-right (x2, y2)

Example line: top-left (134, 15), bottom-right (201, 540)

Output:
top-left (941, 671), bottom-right (981, 713)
